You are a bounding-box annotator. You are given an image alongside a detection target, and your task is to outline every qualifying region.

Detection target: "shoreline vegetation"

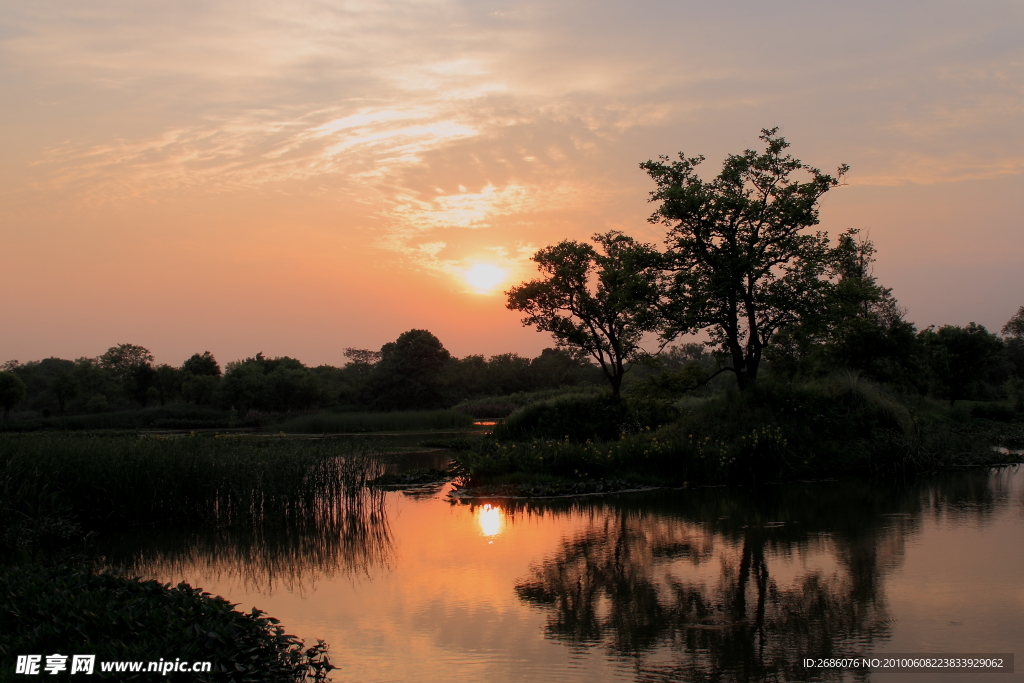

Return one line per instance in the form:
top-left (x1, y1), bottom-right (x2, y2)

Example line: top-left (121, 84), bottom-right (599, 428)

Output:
top-left (449, 376), bottom-right (1024, 499)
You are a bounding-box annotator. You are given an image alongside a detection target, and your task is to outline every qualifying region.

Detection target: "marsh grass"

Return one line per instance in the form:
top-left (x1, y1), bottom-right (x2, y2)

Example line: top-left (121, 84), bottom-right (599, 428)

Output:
top-left (1, 433), bottom-right (384, 557)
top-left (275, 410), bottom-right (473, 433)
top-left (2, 405), bottom-right (233, 432)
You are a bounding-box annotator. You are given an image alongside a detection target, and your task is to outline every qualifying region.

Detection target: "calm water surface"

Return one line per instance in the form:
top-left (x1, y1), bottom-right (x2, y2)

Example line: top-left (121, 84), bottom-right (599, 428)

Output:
top-left (102, 466), bottom-right (1024, 682)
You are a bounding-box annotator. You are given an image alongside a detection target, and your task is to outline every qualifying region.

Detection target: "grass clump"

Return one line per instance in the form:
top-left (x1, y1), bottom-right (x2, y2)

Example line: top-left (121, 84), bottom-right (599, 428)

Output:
top-left (275, 410), bottom-right (473, 433)
top-left (0, 563), bottom-right (333, 681)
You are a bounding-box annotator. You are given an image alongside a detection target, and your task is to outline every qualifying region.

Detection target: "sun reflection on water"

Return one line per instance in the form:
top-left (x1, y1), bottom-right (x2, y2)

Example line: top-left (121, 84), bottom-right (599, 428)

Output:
top-left (477, 504), bottom-right (503, 538)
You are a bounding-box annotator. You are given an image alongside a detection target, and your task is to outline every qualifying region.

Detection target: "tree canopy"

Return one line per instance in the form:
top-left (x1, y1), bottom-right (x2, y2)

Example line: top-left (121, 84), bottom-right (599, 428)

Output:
top-left (182, 351), bottom-right (221, 377)
top-left (641, 128), bottom-right (848, 390)
top-left (361, 329), bottom-right (452, 410)
top-left (506, 231), bottom-right (661, 397)
top-left (920, 323), bottom-right (1005, 406)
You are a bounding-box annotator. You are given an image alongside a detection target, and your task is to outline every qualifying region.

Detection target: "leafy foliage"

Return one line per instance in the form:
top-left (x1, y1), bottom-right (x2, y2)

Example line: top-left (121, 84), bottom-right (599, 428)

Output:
top-left (919, 323), bottom-right (1004, 405)
top-left (0, 564), bottom-right (333, 682)
top-left (507, 232), bottom-right (662, 396)
top-left (641, 128), bottom-right (847, 390)
top-left (0, 371), bottom-right (27, 420)
top-left (360, 330), bottom-right (452, 410)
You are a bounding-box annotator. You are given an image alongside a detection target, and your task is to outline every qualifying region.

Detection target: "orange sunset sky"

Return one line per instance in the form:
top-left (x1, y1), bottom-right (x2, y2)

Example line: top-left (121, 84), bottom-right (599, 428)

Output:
top-left (2, 0), bottom-right (1023, 367)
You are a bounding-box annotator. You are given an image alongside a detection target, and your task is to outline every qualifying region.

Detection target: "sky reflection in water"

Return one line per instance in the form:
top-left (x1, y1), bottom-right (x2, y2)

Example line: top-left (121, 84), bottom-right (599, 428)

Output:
top-left (106, 466), bottom-right (1024, 682)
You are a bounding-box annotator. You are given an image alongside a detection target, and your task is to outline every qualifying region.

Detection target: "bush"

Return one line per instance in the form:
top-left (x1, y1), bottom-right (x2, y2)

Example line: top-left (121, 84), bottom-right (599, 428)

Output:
top-left (0, 564), bottom-right (333, 681)
top-left (1004, 377), bottom-right (1024, 413)
top-left (453, 400), bottom-right (520, 419)
top-left (970, 402), bottom-right (1017, 422)
top-left (494, 393), bottom-right (679, 443)
top-left (275, 410), bottom-right (473, 433)
top-left (451, 386), bottom-right (601, 419)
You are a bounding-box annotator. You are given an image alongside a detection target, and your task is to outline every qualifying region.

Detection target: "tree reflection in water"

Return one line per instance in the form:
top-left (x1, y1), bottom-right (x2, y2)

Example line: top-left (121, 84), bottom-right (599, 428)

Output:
top-left (98, 486), bottom-right (393, 595)
top-left (508, 468), bottom-right (1014, 682)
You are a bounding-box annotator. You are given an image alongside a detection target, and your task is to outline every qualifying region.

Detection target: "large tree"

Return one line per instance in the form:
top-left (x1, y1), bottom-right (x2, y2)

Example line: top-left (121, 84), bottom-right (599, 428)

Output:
top-left (506, 231), bottom-right (661, 398)
top-left (641, 128), bottom-right (847, 390)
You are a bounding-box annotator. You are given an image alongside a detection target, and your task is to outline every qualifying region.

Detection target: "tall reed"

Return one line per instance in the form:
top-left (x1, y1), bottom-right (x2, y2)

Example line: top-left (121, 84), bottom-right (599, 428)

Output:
top-left (0, 433), bottom-right (384, 543)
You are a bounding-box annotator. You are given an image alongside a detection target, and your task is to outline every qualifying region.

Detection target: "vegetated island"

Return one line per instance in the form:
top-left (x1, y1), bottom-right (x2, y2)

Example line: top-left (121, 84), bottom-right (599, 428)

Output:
top-left (2, 131), bottom-right (1024, 681)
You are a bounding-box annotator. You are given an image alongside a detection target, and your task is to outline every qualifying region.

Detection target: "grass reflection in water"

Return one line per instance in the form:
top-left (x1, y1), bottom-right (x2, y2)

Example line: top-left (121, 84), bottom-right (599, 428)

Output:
top-left (100, 484), bottom-right (393, 594)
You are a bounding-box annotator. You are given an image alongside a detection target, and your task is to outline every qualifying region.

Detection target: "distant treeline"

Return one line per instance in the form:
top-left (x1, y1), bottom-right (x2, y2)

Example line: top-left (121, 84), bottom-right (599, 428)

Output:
top-left (2, 305), bottom-right (1023, 425)
top-left (0, 331), bottom-right (606, 419)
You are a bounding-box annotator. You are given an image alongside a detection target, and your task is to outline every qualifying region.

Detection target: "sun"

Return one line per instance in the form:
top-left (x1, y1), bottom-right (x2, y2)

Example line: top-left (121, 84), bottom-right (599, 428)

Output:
top-left (463, 262), bottom-right (507, 293)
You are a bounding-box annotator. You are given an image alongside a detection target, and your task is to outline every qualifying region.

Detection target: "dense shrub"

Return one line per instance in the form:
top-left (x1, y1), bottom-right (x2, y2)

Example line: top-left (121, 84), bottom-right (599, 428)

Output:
top-left (970, 402), bottom-right (1017, 422)
top-left (0, 564), bottom-right (333, 681)
top-left (494, 393), bottom-right (679, 443)
top-left (275, 410), bottom-right (473, 433)
top-left (452, 386), bottom-right (601, 419)
top-left (453, 400), bottom-right (521, 419)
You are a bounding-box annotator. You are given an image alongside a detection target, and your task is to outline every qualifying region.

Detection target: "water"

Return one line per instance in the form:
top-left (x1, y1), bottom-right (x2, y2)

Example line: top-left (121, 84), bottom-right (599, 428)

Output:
top-left (100, 466), bottom-right (1024, 682)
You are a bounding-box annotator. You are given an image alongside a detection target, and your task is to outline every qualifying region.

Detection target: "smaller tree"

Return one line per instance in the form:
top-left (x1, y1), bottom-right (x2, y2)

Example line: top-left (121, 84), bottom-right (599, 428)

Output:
top-left (529, 348), bottom-right (598, 389)
top-left (507, 231), bottom-right (662, 398)
top-left (100, 343), bottom-right (156, 407)
top-left (0, 371), bottom-right (27, 421)
top-left (99, 344), bottom-right (154, 381)
top-left (182, 351), bottom-right (221, 377)
top-left (361, 330), bottom-right (452, 410)
top-left (1002, 306), bottom-right (1024, 339)
top-left (919, 323), bottom-right (1004, 406)
top-left (766, 231), bottom-right (920, 386)
top-left (49, 371), bottom-right (78, 414)
top-left (153, 364), bottom-right (183, 406)
top-left (1002, 306), bottom-right (1024, 380)
top-left (179, 352), bottom-right (221, 406)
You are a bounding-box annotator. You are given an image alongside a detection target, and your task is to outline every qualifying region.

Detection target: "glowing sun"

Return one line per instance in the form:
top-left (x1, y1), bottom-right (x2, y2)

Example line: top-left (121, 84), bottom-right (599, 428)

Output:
top-left (463, 263), bottom-right (507, 293)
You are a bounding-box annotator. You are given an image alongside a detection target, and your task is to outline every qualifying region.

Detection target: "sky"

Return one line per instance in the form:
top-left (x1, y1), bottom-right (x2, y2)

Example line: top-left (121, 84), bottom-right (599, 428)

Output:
top-left (2, 0), bottom-right (1023, 367)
